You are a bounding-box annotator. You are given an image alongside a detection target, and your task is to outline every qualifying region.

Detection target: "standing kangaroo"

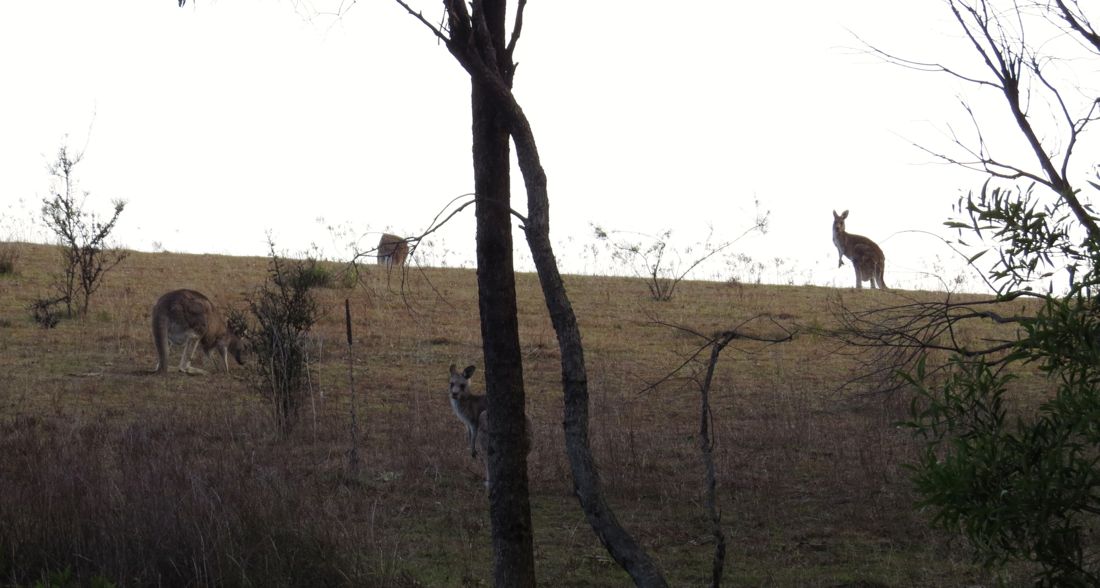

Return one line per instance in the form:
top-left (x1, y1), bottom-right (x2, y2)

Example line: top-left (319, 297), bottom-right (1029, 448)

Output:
top-left (377, 233), bottom-right (409, 267)
top-left (832, 210), bottom-right (887, 290)
top-left (152, 289), bottom-right (243, 375)
top-left (447, 363), bottom-right (531, 487)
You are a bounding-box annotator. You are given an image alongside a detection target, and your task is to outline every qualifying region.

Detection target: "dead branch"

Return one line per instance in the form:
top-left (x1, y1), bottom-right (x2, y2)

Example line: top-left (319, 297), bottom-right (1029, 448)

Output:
top-left (645, 315), bottom-right (793, 586)
top-left (825, 290), bottom-right (1035, 394)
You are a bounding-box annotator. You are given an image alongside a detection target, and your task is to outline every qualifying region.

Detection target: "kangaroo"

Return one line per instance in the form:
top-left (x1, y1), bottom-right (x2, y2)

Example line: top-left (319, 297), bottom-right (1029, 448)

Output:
top-left (447, 363), bottom-right (532, 487)
top-left (832, 210), bottom-right (887, 290)
top-left (152, 289), bottom-right (244, 375)
top-left (377, 233), bottom-right (409, 267)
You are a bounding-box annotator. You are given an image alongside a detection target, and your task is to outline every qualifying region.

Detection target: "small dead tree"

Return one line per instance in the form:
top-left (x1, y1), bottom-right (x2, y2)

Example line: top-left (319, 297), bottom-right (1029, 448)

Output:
top-left (593, 211), bottom-right (769, 302)
top-left (647, 316), bottom-right (793, 587)
top-left (40, 145), bottom-right (127, 317)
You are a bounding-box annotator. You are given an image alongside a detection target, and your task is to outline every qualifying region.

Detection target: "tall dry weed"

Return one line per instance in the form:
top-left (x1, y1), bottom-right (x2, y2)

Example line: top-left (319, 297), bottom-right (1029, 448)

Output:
top-left (0, 415), bottom-right (415, 587)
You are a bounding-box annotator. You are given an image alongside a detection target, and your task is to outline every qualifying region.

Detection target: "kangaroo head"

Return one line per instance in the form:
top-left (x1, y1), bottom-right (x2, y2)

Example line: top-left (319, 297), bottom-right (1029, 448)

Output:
top-left (832, 209), bottom-right (850, 236)
top-left (223, 312), bottom-right (248, 366)
top-left (449, 363), bottom-right (477, 400)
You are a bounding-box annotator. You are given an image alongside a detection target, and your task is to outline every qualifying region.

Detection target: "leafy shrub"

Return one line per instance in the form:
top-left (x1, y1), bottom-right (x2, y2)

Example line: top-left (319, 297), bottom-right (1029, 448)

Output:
top-left (244, 248), bottom-right (321, 435)
top-left (289, 258), bottom-right (333, 290)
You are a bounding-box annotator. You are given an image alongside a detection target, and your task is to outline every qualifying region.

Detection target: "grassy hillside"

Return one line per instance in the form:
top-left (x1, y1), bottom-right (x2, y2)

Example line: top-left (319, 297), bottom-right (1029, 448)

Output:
top-left (0, 242), bottom-right (1037, 586)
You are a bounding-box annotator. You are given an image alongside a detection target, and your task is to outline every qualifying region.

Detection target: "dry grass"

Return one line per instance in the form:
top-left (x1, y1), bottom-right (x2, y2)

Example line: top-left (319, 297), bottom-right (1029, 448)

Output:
top-left (0, 243), bottom-right (1040, 586)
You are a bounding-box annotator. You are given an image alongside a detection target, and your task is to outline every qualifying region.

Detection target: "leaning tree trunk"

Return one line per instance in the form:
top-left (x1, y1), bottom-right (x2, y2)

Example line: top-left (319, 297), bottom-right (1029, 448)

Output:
top-left (470, 1), bottom-right (535, 585)
top-left (435, 1), bottom-right (669, 583)
top-left (514, 110), bottom-right (669, 588)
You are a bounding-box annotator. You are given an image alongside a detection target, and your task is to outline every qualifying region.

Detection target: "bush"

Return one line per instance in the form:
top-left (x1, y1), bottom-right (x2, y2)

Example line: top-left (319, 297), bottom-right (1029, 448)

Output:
top-left (291, 257), bottom-right (334, 290)
top-left (245, 248), bottom-right (321, 436)
top-left (39, 145), bottom-right (127, 317)
top-left (29, 297), bottom-right (64, 329)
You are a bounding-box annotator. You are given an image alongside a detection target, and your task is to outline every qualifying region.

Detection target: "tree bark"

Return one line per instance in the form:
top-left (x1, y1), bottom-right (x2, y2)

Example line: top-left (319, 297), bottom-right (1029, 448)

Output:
top-left (514, 113), bottom-right (670, 588)
top-left (470, 1), bottom-right (536, 586)
top-left (391, 0), bottom-right (668, 583)
top-left (430, 1), bottom-right (669, 584)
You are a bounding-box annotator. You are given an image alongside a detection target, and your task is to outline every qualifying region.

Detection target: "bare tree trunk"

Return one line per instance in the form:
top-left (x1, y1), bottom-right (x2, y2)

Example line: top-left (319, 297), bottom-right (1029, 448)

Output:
top-left (437, 2), bottom-right (668, 583)
top-left (505, 62), bottom-right (671, 588)
top-left (700, 334), bottom-right (732, 587)
top-left (454, 55), bottom-right (661, 581)
top-left (471, 1), bottom-right (535, 585)
top-left (393, 1), bottom-right (667, 582)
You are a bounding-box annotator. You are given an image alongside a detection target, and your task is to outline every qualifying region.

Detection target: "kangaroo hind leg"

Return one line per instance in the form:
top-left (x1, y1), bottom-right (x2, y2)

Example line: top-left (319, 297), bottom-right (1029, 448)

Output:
top-left (180, 336), bottom-right (207, 375)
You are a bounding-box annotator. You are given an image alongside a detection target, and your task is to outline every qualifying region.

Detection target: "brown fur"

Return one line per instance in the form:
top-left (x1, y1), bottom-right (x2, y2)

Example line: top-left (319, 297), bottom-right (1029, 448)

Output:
top-left (447, 363), bottom-right (531, 487)
top-left (152, 289), bottom-right (243, 375)
top-left (377, 233), bottom-right (409, 267)
top-left (832, 210), bottom-right (887, 290)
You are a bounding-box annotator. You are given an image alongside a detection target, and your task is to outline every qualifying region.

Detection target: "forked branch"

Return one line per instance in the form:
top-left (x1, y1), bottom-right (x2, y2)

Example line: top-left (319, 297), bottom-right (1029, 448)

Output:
top-left (396, 2), bottom-right (669, 584)
top-left (860, 0), bottom-right (1100, 245)
top-left (646, 316), bottom-right (794, 587)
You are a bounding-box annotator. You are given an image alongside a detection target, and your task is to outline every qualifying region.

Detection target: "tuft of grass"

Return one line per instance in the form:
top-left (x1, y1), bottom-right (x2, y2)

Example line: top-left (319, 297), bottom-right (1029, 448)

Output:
top-left (292, 257), bottom-right (335, 289)
top-left (0, 241), bottom-right (19, 275)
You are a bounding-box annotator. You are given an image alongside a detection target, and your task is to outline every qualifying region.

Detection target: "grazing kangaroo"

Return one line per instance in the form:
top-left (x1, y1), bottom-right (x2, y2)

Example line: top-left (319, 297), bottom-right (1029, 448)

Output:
top-left (152, 289), bottom-right (244, 375)
top-left (832, 210), bottom-right (887, 290)
top-left (447, 363), bottom-right (531, 487)
top-left (377, 233), bottom-right (409, 267)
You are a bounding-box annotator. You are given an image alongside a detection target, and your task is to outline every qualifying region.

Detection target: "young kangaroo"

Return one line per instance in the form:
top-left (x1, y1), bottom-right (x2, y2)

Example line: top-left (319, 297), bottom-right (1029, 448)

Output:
top-left (447, 363), bottom-right (532, 487)
top-left (832, 210), bottom-right (887, 290)
top-left (152, 289), bottom-right (244, 375)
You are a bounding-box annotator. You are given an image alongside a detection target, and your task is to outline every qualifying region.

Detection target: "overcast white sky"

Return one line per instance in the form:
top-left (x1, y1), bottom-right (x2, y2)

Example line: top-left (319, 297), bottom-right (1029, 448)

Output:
top-left (1, 1), bottom-right (1089, 292)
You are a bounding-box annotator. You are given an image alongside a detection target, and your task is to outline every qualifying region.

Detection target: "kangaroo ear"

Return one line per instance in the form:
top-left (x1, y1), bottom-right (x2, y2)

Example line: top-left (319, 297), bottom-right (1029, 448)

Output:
top-left (449, 363), bottom-right (458, 375)
top-left (464, 365), bottom-right (476, 378)
top-left (841, 210), bottom-right (849, 219)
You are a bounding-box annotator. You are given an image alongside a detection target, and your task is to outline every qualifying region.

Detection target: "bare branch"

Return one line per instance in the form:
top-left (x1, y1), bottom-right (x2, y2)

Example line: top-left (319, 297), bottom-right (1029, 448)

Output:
top-left (826, 290), bottom-right (1036, 394)
top-left (856, 37), bottom-right (999, 88)
top-left (1053, 0), bottom-right (1100, 54)
top-left (393, 0), bottom-right (449, 42)
top-left (863, 0), bottom-right (1100, 246)
top-left (504, 0), bottom-right (527, 74)
top-left (640, 315), bottom-right (795, 393)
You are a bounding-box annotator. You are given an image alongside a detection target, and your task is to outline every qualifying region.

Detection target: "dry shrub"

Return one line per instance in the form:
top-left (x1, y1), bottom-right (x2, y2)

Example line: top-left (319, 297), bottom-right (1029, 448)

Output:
top-left (29, 296), bottom-right (64, 329)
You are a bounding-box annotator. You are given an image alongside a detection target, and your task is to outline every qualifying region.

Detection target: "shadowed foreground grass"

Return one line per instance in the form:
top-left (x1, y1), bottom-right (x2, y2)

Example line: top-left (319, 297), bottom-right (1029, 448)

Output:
top-left (0, 242), bottom-right (1037, 586)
